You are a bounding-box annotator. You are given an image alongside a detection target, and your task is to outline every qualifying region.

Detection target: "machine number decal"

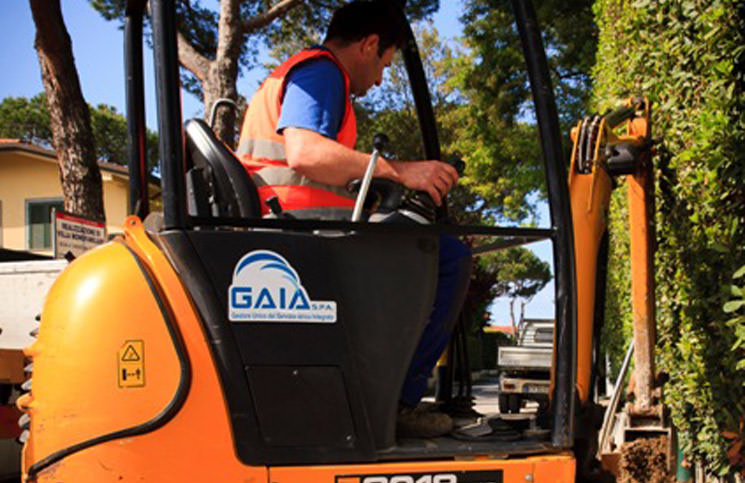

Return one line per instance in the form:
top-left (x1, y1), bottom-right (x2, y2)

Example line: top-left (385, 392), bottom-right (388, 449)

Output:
top-left (228, 250), bottom-right (337, 323)
top-left (336, 471), bottom-right (503, 483)
top-left (117, 340), bottom-right (145, 388)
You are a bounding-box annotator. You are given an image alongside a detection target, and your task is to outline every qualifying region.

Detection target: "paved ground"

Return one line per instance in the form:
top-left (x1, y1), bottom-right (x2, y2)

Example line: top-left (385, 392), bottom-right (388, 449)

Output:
top-left (423, 371), bottom-right (539, 418)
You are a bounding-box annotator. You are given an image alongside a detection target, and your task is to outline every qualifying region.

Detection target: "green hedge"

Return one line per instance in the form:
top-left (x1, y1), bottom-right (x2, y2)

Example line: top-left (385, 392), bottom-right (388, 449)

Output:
top-left (592, 0), bottom-right (745, 474)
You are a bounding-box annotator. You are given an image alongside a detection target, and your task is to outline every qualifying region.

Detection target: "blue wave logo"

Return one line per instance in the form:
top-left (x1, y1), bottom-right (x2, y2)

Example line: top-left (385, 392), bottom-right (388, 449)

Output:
top-left (228, 250), bottom-right (337, 323)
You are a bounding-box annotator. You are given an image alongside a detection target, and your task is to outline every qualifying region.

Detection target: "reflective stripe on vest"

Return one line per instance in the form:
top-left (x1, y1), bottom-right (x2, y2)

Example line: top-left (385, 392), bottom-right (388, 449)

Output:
top-left (237, 48), bottom-right (357, 216)
top-left (236, 138), bottom-right (286, 162)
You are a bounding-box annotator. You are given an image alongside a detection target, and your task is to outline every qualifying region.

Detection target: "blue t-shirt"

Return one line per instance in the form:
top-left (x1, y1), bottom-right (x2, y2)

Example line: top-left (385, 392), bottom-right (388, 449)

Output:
top-left (276, 55), bottom-right (346, 140)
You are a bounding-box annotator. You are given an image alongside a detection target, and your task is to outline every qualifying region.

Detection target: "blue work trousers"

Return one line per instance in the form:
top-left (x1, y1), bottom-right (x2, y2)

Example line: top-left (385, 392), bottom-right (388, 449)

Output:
top-left (400, 235), bottom-right (472, 407)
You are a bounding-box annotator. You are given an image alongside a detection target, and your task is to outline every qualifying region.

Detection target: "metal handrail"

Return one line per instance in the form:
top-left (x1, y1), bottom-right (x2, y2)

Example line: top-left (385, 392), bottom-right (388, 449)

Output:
top-left (597, 340), bottom-right (635, 457)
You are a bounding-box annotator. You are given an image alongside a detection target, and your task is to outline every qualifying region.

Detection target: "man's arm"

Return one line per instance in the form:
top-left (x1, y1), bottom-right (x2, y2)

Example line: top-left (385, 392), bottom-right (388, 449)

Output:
top-left (284, 127), bottom-right (458, 206)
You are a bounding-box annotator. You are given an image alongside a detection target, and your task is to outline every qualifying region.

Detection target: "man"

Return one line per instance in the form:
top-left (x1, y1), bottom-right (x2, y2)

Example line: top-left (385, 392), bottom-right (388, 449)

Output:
top-left (237, 0), bottom-right (471, 438)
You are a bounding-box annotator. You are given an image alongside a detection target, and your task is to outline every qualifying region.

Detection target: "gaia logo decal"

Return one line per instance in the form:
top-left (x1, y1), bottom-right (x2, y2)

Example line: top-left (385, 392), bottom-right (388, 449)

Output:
top-left (228, 250), bottom-right (337, 323)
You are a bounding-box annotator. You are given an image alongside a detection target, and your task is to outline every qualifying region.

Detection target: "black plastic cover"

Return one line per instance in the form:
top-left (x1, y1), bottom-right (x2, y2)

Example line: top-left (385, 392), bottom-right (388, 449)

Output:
top-left (247, 365), bottom-right (355, 447)
top-left (156, 228), bottom-right (438, 465)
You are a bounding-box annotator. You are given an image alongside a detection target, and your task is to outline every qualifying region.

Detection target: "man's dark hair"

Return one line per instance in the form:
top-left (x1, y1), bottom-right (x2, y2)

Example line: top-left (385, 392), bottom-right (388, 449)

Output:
top-left (324, 1), bottom-right (409, 56)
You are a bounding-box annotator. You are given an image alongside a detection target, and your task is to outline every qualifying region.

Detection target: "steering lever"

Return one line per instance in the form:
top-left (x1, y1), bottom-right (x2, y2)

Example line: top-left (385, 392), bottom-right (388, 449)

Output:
top-left (351, 133), bottom-right (389, 222)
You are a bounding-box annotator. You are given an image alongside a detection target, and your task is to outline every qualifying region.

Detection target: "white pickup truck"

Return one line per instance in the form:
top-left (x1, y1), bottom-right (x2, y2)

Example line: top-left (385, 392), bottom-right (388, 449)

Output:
top-left (0, 256), bottom-right (66, 478)
top-left (497, 319), bottom-right (554, 414)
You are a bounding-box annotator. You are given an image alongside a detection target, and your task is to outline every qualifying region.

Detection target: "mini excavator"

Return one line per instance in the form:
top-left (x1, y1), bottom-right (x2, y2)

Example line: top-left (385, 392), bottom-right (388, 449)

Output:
top-left (16, 0), bottom-right (658, 482)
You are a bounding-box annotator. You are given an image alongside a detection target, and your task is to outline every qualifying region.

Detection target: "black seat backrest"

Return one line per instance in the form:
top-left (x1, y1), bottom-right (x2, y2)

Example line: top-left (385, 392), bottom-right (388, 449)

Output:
top-left (184, 118), bottom-right (262, 218)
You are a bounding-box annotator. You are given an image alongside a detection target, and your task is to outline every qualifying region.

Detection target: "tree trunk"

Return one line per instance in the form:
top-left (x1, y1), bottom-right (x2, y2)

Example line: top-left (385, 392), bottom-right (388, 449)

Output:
top-left (203, 70), bottom-right (239, 148)
top-left (519, 300), bottom-right (526, 327)
top-left (509, 297), bottom-right (518, 341)
top-left (177, 0), bottom-right (305, 148)
top-left (29, 0), bottom-right (105, 221)
top-left (204, 0), bottom-right (243, 148)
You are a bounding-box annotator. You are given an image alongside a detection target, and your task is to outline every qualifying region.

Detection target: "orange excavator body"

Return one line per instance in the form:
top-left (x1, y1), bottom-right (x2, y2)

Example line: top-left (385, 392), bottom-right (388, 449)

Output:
top-left (20, 217), bottom-right (577, 481)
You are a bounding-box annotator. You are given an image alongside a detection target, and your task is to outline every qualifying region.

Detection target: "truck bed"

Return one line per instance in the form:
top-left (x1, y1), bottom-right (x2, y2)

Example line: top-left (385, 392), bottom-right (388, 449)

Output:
top-left (498, 346), bottom-right (552, 371)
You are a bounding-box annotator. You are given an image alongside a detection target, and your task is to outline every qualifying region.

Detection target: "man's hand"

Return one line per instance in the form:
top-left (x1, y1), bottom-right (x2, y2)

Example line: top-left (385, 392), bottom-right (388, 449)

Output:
top-left (392, 160), bottom-right (459, 206)
top-left (283, 128), bottom-right (459, 205)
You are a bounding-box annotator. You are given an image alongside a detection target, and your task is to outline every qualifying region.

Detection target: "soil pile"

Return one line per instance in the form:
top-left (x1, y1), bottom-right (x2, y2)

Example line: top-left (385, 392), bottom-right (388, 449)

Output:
top-left (618, 436), bottom-right (674, 483)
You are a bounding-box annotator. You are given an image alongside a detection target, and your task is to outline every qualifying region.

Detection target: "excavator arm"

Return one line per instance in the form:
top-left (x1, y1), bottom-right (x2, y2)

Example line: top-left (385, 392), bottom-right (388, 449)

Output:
top-left (569, 98), bottom-right (670, 477)
top-left (569, 96), bottom-right (655, 408)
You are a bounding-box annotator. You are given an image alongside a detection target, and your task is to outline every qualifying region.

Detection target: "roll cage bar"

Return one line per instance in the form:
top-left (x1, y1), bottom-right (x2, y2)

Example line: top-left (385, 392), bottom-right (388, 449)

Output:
top-left (124, 0), bottom-right (576, 449)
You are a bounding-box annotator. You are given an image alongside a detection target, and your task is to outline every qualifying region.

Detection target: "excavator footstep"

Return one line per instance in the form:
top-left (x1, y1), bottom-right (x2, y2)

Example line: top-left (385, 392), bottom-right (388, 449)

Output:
top-left (450, 417), bottom-right (523, 442)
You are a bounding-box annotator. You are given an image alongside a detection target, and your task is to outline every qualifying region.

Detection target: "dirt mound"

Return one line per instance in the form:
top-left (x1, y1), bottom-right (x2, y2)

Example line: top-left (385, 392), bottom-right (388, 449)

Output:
top-left (618, 436), bottom-right (674, 483)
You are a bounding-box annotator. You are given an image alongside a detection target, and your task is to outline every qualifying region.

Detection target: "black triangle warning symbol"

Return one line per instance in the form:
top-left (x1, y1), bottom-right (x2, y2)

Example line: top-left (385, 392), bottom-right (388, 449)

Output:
top-left (122, 345), bottom-right (141, 361)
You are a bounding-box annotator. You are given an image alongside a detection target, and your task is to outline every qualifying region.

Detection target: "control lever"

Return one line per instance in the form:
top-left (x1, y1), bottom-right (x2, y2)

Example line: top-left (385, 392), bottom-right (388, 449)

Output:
top-left (351, 133), bottom-right (389, 222)
top-left (265, 196), bottom-right (295, 219)
top-left (404, 154), bottom-right (467, 223)
top-left (446, 155), bottom-right (466, 176)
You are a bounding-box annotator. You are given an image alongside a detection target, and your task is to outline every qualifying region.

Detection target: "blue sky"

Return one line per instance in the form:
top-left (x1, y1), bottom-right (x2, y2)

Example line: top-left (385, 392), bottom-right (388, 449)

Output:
top-left (0, 1), bottom-right (466, 126)
top-left (0, 1), bottom-right (555, 323)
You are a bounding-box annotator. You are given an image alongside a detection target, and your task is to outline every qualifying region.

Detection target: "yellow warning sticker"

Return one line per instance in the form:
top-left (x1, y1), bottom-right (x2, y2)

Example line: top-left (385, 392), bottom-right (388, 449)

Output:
top-left (118, 340), bottom-right (145, 388)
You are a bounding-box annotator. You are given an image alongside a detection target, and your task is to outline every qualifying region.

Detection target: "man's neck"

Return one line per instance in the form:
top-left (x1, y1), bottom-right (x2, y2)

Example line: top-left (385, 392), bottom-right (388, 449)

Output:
top-left (323, 40), bottom-right (357, 79)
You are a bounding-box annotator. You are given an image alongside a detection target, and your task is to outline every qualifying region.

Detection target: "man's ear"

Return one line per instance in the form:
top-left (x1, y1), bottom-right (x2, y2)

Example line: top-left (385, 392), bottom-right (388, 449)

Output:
top-left (360, 34), bottom-right (381, 58)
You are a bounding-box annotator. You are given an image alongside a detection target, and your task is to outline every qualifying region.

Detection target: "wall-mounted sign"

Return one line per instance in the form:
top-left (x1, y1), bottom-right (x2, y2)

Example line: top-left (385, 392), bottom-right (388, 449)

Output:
top-left (54, 211), bottom-right (106, 259)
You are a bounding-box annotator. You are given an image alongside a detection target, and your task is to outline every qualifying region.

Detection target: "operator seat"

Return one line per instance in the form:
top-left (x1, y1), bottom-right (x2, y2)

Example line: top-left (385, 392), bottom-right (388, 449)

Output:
top-left (184, 118), bottom-right (262, 218)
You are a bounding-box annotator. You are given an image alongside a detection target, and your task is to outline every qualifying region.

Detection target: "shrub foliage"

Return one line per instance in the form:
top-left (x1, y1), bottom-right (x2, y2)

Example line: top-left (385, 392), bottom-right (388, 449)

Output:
top-left (592, 0), bottom-right (745, 473)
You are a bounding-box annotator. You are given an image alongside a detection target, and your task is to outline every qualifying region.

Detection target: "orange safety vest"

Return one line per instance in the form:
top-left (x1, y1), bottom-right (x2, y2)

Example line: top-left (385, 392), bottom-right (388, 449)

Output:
top-left (237, 48), bottom-right (357, 217)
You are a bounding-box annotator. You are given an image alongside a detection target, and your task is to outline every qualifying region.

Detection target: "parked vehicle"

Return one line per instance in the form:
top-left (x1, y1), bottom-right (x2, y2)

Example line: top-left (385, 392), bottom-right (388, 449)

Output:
top-left (497, 319), bottom-right (553, 414)
top-left (0, 256), bottom-right (65, 480)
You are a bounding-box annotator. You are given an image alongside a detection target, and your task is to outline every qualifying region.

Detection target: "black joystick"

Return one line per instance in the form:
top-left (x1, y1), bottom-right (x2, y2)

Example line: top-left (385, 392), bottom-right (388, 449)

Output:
top-left (446, 155), bottom-right (466, 177)
top-left (373, 133), bottom-right (389, 152)
top-left (402, 155), bottom-right (466, 223)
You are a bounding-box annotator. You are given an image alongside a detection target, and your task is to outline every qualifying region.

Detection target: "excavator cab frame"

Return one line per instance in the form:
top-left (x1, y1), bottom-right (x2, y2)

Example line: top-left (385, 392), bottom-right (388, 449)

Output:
top-left (125, 0), bottom-right (576, 463)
